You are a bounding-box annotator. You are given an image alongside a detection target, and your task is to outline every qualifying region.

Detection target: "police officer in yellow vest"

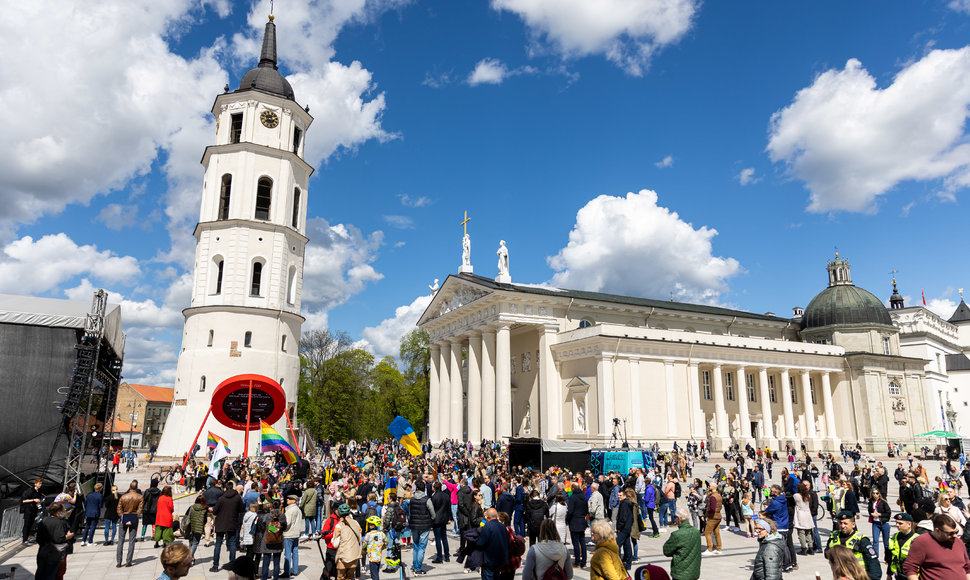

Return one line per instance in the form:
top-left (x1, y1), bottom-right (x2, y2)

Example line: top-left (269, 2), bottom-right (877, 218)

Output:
top-left (825, 510), bottom-right (882, 580)
top-left (886, 513), bottom-right (916, 580)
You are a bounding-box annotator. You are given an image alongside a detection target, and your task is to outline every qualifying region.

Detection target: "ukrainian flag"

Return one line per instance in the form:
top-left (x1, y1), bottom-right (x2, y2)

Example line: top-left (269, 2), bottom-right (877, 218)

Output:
top-left (388, 416), bottom-right (422, 457)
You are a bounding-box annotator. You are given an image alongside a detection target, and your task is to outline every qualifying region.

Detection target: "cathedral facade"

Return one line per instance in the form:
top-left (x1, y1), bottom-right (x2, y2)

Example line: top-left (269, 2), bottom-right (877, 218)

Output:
top-left (418, 254), bottom-right (970, 452)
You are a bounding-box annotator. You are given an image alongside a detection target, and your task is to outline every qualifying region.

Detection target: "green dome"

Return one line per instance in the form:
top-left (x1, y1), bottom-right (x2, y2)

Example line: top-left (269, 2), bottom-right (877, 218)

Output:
top-left (801, 284), bottom-right (893, 330)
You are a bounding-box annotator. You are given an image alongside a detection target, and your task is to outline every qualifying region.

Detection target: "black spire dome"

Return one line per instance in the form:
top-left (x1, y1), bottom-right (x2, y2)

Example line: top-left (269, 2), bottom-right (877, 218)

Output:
top-left (237, 15), bottom-right (295, 101)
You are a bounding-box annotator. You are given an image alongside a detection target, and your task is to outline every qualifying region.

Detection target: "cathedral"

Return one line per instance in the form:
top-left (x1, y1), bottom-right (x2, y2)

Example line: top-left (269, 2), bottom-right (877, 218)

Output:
top-left (157, 15), bottom-right (310, 456)
top-left (419, 251), bottom-right (970, 452)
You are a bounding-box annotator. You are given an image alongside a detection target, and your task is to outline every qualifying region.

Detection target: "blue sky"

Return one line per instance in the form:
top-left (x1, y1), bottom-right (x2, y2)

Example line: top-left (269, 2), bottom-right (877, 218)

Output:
top-left (2, 0), bottom-right (969, 385)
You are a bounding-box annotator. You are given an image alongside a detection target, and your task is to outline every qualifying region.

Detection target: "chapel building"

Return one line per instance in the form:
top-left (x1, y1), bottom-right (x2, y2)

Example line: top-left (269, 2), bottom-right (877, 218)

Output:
top-left (419, 253), bottom-right (969, 452)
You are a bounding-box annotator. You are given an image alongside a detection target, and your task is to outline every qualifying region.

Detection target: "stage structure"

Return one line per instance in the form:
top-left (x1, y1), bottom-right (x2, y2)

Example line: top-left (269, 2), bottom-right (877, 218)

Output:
top-left (156, 12), bottom-right (311, 457)
top-left (0, 291), bottom-right (125, 495)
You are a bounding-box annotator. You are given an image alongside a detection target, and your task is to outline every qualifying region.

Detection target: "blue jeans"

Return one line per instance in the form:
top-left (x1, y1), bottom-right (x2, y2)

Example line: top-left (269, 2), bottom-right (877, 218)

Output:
top-left (570, 530), bottom-right (587, 566)
top-left (412, 529), bottom-right (431, 571)
top-left (452, 505), bottom-right (459, 533)
top-left (658, 500), bottom-right (670, 527)
top-left (871, 521), bottom-right (891, 558)
top-left (433, 524), bottom-right (450, 560)
top-left (103, 519), bottom-right (117, 543)
top-left (513, 510), bottom-right (525, 536)
top-left (214, 530), bottom-right (238, 568)
top-left (283, 537), bottom-right (299, 575)
top-left (616, 531), bottom-right (632, 569)
top-left (261, 552), bottom-right (281, 580)
top-left (369, 561), bottom-right (381, 580)
top-left (481, 567), bottom-right (497, 580)
top-left (83, 518), bottom-right (98, 544)
top-left (811, 517), bottom-right (822, 553)
top-left (315, 506), bottom-right (322, 534)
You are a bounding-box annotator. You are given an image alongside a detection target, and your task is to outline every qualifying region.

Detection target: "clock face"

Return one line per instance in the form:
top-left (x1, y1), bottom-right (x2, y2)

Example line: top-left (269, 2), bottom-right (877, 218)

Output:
top-left (260, 110), bottom-right (279, 128)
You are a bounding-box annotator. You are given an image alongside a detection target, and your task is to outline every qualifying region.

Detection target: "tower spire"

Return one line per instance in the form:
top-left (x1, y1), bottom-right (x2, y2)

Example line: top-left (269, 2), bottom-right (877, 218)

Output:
top-left (258, 15), bottom-right (278, 70)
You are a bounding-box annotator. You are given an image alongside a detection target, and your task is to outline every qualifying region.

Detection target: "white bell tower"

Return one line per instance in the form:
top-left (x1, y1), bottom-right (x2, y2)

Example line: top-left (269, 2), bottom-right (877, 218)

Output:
top-left (157, 14), bottom-right (313, 457)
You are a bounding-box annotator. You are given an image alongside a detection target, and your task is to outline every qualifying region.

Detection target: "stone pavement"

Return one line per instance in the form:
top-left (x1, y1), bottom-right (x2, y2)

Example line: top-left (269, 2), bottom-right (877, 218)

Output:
top-left (0, 455), bottom-right (949, 579)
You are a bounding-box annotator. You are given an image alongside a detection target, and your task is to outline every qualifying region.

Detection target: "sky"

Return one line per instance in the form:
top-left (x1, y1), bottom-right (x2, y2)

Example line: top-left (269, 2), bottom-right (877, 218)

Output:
top-left (3, 0), bottom-right (970, 386)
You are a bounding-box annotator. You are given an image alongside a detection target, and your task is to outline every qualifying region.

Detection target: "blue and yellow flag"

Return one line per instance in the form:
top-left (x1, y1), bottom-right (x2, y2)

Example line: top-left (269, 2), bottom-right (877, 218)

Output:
top-left (388, 416), bottom-right (422, 457)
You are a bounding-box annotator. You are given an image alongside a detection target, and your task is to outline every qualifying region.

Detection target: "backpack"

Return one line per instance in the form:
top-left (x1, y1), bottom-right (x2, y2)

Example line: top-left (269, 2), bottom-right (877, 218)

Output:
top-left (540, 561), bottom-right (568, 580)
top-left (509, 532), bottom-right (526, 557)
top-left (390, 504), bottom-right (407, 532)
top-left (364, 502), bottom-right (378, 519)
top-left (674, 482), bottom-right (682, 498)
top-left (179, 507), bottom-right (192, 537)
top-left (265, 513), bottom-right (284, 546)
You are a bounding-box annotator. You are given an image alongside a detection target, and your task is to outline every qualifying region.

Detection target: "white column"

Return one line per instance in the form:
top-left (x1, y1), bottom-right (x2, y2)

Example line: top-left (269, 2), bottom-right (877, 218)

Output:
top-left (758, 367), bottom-right (775, 441)
top-left (481, 329), bottom-right (496, 441)
top-left (449, 338), bottom-right (463, 440)
top-left (596, 356), bottom-right (615, 437)
top-left (712, 365), bottom-right (728, 438)
top-left (688, 362), bottom-right (704, 438)
top-left (467, 331), bottom-right (482, 443)
top-left (736, 366), bottom-right (751, 440)
top-left (801, 370), bottom-right (817, 439)
top-left (663, 359), bottom-right (678, 436)
top-left (495, 324), bottom-right (512, 440)
top-left (438, 341), bottom-right (451, 439)
top-left (780, 368), bottom-right (796, 440)
top-left (538, 324), bottom-right (560, 439)
top-left (821, 372), bottom-right (837, 441)
top-left (629, 359), bottom-right (643, 435)
top-left (429, 344), bottom-right (440, 442)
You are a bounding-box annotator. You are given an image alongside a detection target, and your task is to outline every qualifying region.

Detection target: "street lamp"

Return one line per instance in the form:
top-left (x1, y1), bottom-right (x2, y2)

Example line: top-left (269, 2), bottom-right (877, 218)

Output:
top-left (123, 401), bottom-right (143, 456)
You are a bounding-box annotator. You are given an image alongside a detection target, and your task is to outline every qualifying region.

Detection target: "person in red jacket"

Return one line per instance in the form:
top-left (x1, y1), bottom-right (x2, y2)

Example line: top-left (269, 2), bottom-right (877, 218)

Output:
top-left (319, 504), bottom-right (342, 579)
top-left (154, 486), bottom-right (176, 547)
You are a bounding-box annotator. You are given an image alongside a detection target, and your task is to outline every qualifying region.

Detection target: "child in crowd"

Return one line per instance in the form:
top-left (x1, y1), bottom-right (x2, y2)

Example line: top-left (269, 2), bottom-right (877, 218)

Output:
top-left (364, 515), bottom-right (386, 579)
top-left (741, 492), bottom-right (755, 538)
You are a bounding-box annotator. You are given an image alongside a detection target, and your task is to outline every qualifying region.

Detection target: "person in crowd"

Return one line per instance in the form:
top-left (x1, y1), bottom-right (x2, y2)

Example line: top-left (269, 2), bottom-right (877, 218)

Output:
top-left (902, 513), bottom-right (970, 579)
top-left (522, 519), bottom-right (573, 580)
top-left (430, 481), bottom-right (452, 563)
top-left (764, 485), bottom-right (792, 570)
top-left (103, 484), bottom-right (120, 546)
top-left (524, 489), bottom-right (549, 546)
top-left (211, 481), bottom-right (245, 572)
top-left (117, 480), bottom-right (143, 568)
top-left (476, 508), bottom-right (509, 580)
top-left (549, 493), bottom-right (569, 548)
top-left (824, 511), bottom-right (881, 580)
top-left (142, 479), bottom-right (162, 542)
top-left (662, 508), bottom-right (702, 580)
top-left (186, 495), bottom-right (208, 559)
top-left (886, 513), bottom-right (916, 580)
top-left (867, 490), bottom-right (892, 560)
top-left (363, 515), bottom-right (387, 579)
top-left (793, 480), bottom-right (815, 556)
top-left (81, 482), bottom-right (104, 547)
top-left (702, 482), bottom-right (722, 555)
top-left (256, 499), bottom-right (285, 580)
top-left (644, 477), bottom-right (661, 538)
top-left (22, 478), bottom-right (44, 545)
top-left (301, 479), bottom-right (318, 539)
top-left (750, 517), bottom-right (785, 580)
top-left (333, 503), bottom-right (363, 580)
top-left (281, 494), bottom-right (303, 577)
top-left (154, 486), bottom-right (176, 548)
top-left (36, 502), bottom-right (73, 580)
top-left (615, 486), bottom-right (635, 569)
top-left (827, 545), bottom-right (870, 580)
top-left (589, 482), bottom-right (605, 526)
top-left (408, 481), bottom-right (436, 575)
top-left (158, 542), bottom-right (193, 580)
top-left (589, 519), bottom-right (626, 580)
top-left (565, 483), bottom-right (589, 569)
top-left (240, 502), bottom-right (260, 568)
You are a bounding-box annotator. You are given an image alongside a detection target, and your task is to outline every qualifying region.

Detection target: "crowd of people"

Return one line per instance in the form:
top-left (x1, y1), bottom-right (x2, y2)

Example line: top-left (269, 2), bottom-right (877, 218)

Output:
top-left (20, 438), bottom-right (970, 580)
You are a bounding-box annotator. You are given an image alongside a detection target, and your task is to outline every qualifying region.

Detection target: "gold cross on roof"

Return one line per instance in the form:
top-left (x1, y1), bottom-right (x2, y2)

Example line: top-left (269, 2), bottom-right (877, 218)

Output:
top-left (460, 210), bottom-right (471, 236)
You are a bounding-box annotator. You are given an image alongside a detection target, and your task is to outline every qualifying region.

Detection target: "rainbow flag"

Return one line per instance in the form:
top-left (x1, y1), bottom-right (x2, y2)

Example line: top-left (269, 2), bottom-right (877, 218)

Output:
top-left (388, 416), bottom-right (422, 457)
top-left (259, 421), bottom-right (298, 464)
top-left (207, 431), bottom-right (231, 453)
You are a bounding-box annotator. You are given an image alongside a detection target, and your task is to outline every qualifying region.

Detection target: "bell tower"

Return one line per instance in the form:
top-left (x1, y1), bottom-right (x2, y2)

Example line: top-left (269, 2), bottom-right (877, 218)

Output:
top-left (157, 14), bottom-right (314, 456)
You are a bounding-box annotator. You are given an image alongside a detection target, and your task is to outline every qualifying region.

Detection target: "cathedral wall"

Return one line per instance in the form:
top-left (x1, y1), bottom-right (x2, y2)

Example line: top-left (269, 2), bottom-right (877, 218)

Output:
top-left (559, 358), bottom-right (595, 437)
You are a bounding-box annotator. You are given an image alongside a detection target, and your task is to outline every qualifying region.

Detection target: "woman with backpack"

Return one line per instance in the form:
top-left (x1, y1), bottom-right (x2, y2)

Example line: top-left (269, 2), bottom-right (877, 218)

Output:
top-left (185, 495), bottom-right (208, 559)
top-left (256, 499), bottom-right (286, 580)
top-left (522, 519), bottom-right (574, 580)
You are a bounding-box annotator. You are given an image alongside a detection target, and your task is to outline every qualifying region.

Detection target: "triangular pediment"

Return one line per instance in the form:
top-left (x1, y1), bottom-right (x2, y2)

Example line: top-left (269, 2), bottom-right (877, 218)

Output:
top-left (418, 275), bottom-right (493, 326)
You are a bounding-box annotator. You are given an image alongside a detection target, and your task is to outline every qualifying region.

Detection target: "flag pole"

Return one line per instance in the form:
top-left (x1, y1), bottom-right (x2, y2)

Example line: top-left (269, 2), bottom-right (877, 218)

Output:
top-left (182, 405), bottom-right (213, 470)
top-left (244, 378), bottom-right (253, 458)
top-left (283, 409), bottom-right (302, 456)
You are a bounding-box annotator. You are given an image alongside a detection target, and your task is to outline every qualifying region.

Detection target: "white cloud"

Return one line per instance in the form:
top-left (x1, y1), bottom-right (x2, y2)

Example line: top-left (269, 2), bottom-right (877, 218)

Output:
top-left (301, 217), bottom-right (384, 319)
top-left (399, 194), bottom-right (431, 207)
top-left (491, 0), bottom-right (697, 76)
top-left (767, 48), bottom-right (970, 213)
top-left (949, 0), bottom-right (970, 14)
top-left (547, 189), bottom-right (742, 303)
top-left (927, 297), bottom-right (959, 320)
top-left (96, 204), bottom-right (141, 231)
top-left (468, 58), bottom-right (510, 85)
top-left (360, 293), bottom-right (433, 359)
top-left (654, 155), bottom-right (674, 168)
top-left (0, 234), bottom-right (140, 295)
top-left (737, 167), bottom-right (759, 186)
top-left (383, 215), bottom-right (414, 229)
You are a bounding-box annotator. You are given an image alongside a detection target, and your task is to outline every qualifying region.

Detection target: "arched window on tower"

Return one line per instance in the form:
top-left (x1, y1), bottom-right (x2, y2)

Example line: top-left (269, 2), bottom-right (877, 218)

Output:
top-left (214, 259), bottom-right (224, 294)
top-left (207, 329), bottom-right (214, 347)
top-left (200, 376), bottom-right (206, 392)
top-left (219, 175), bottom-right (232, 220)
top-left (286, 265), bottom-right (297, 305)
top-left (251, 261), bottom-right (263, 296)
top-left (244, 331), bottom-right (252, 348)
top-left (255, 177), bottom-right (272, 220)
top-left (292, 188), bottom-right (301, 228)
top-left (281, 335), bottom-right (287, 352)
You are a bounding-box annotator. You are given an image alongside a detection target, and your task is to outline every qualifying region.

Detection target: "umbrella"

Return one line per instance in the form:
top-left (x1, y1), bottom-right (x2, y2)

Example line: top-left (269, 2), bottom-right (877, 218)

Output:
top-left (915, 430), bottom-right (962, 438)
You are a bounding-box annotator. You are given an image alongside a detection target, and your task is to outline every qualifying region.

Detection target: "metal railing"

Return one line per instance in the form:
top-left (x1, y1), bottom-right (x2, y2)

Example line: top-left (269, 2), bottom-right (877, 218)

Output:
top-left (0, 506), bottom-right (23, 544)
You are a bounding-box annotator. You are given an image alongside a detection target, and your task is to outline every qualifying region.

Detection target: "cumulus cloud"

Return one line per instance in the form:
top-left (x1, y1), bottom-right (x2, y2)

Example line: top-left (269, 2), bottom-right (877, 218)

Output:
top-left (491, 0), bottom-right (697, 76)
top-left (737, 167), bottom-right (759, 186)
top-left (949, 0), bottom-right (970, 14)
top-left (547, 190), bottom-right (742, 303)
top-left (654, 155), bottom-right (674, 168)
top-left (767, 48), bottom-right (970, 213)
top-left (0, 234), bottom-right (140, 295)
top-left (927, 297), bottom-right (959, 320)
top-left (96, 204), bottom-right (141, 231)
top-left (398, 194), bottom-right (431, 207)
top-left (360, 293), bottom-right (433, 359)
top-left (301, 217), bottom-right (384, 321)
top-left (468, 58), bottom-right (510, 85)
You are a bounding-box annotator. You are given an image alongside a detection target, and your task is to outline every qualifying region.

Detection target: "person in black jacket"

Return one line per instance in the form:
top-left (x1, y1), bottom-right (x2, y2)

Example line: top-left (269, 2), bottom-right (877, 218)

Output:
top-left (141, 479), bottom-right (162, 542)
top-left (36, 503), bottom-right (73, 580)
top-left (495, 485), bottom-right (514, 517)
top-left (21, 478), bottom-right (43, 544)
top-left (456, 484), bottom-right (476, 563)
top-left (565, 486), bottom-right (589, 568)
top-left (868, 490), bottom-right (893, 560)
top-left (615, 489), bottom-right (635, 570)
top-left (408, 484), bottom-right (436, 575)
top-left (430, 482), bottom-right (452, 564)
top-left (524, 490), bottom-right (548, 545)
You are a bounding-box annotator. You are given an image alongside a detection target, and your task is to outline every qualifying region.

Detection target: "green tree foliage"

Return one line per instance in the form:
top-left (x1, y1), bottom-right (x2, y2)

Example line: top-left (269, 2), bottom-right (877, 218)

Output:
top-left (298, 328), bottom-right (431, 443)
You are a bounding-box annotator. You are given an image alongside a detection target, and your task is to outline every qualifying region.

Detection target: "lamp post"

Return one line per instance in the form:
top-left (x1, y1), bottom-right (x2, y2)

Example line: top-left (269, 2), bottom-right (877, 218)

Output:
top-left (124, 401), bottom-right (142, 456)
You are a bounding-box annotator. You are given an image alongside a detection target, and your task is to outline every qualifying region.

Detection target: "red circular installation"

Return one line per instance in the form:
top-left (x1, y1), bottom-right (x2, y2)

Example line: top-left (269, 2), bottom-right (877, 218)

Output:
top-left (210, 374), bottom-right (286, 430)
